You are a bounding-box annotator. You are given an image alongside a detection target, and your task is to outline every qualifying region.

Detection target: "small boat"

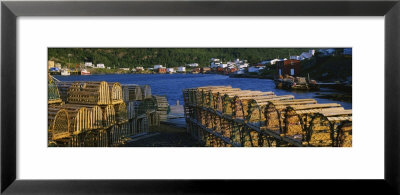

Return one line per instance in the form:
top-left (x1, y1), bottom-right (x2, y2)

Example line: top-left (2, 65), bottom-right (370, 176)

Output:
top-left (274, 76), bottom-right (319, 90)
top-left (61, 69), bottom-right (70, 76)
top-left (81, 69), bottom-right (91, 75)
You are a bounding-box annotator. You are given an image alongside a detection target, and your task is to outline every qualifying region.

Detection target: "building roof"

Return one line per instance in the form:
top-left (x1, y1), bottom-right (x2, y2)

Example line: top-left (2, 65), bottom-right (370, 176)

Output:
top-left (283, 59), bottom-right (301, 65)
top-left (300, 52), bottom-right (313, 59)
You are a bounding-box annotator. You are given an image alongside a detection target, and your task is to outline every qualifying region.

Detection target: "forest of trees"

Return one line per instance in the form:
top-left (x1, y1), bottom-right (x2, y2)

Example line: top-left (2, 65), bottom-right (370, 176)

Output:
top-left (48, 48), bottom-right (314, 68)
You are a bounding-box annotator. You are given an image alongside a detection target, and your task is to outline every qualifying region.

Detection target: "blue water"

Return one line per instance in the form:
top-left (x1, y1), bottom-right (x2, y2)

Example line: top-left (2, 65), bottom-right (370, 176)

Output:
top-left (54, 74), bottom-right (352, 109)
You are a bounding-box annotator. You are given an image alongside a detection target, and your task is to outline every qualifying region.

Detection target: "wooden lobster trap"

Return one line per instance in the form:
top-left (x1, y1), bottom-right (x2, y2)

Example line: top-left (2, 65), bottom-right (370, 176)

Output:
top-left (67, 81), bottom-right (111, 105)
top-left (135, 114), bottom-right (149, 134)
top-left (125, 101), bottom-right (136, 120)
top-left (147, 110), bottom-right (160, 127)
top-left (231, 92), bottom-right (277, 120)
top-left (136, 98), bottom-right (157, 116)
top-left (153, 95), bottom-right (169, 122)
top-left (262, 98), bottom-right (316, 134)
top-left (140, 85), bottom-right (152, 100)
top-left (48, 108), bottom-right (70, 141)
top-left (198, 86), bottom-right (238, 108)
top-left (335, 119), bottom-right (352, 147)
top-left (306, 110), bottom-right (352, 147)
top-left (62, 105), bottom-right (92, 134)
top-left (246, 95), bottom-right (295, 127)
top-left (122, 84), bottom-right (143, 101)
top-left (109, 82), bottom-right (123, 104)
top-left (283, 103), bottom-right (344, 141)
top-left (114, 102), bottom-right (128, 124)
top-left (48, 81), bottom-right (62, 105)
top-left (88, 105), bottom-right (103, 130)
top-left (102, 105), bottom-right (116, 128)
top-left (55, 81), bottom-right (75, 102)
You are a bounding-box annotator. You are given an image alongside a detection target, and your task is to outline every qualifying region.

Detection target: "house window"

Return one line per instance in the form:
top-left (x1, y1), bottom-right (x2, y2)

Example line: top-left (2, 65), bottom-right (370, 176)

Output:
top-left (290, 69), bottom-right (294, 75)
top-left (279, 69), bottom-right (282, 75)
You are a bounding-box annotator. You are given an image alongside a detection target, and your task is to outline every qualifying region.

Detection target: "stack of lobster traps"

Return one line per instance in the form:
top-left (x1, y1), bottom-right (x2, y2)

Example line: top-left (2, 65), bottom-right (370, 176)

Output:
top-left (183, 86), bottom-right (352, 147)
top-left (48, 75), bottom-right (162, 147)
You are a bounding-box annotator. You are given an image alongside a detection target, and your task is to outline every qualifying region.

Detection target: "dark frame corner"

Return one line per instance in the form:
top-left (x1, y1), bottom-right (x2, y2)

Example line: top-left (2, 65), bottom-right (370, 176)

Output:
top-left (1, 0), bottom-right (399, 194)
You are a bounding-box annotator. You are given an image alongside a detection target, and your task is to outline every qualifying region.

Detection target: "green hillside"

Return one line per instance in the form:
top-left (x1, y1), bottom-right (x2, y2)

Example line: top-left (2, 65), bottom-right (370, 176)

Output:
top-left (48, 48), bottom-right (313, 68)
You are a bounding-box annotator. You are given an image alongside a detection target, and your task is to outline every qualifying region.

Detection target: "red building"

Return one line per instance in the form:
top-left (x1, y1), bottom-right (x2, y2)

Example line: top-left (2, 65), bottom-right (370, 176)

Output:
top-left (157, 68), bottom-right (167, 74)
top-left (276, 59), bottom-right (301, 77)
top-left (217, 67), bottom-right (224, 72)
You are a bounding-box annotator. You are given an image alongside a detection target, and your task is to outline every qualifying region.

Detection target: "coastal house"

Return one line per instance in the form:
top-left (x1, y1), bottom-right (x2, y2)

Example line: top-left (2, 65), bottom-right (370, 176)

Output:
top-left (219, 63), bottom-right (228, 68)
top-left (48, 60), bottom-right (55, 69)
top-left (166, 68), bottom-right (175, 73)
top-left (299, 52), bottom-right (313, 60)
top-left (270, 58), bottom-right (286, 65)
top-left (96, 64), bottom-right (105, 68)
top-left (236, 62), bottom-right (249, 69)
top-left (136, 67), bottom-right (144, 71)
top-left (85, 62), bottom-right (93, 68)
top-left (177, 66), bottom-right (186, 73)
top-left (119, 68), bottom-right (130, 71)
top-left (187, 63), bottom-right (199, 67)
top-left (276, 59), bottom-right (301, 77)
top-left (210, 58), bottom-right (221, 68)
top-left (157, 68), bottom-right (167, 74)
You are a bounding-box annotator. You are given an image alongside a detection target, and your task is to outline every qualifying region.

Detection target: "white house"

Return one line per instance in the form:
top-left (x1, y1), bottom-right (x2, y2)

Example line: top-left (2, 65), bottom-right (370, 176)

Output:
top-left (270, 58), bottom-right (285, 65)
top-left (154, 65), bottom-right (164, 69)
top-left (136, 67), bottom-right (144, 71)
top-left (300, 52), bottom-right (313, 60)
top-left (166, 68), bottom-right (175, 73)
top-left (119, 68), bottom-right (130, 71)
top-left (96, 64), bottom-right (105, 68)
top-left (187, 63), bottom-right (199, 67)
top-left (210, 58), bottom-right (221, 67)
top-left (219, 64), bottom-right (228, 68)
top-left (210, 58), bottom-right (221, 68)
top-left (237, 63), bottom-right (249, 69)
top-left (177, 66), bottom-right (186, 72)
top-left (85, 62), bottom-right (93, 67)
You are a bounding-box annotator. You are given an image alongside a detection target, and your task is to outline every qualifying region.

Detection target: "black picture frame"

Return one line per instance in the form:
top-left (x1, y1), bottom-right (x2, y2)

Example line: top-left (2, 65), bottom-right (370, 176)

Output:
top-left (1, 0), bottom-right (399, 194)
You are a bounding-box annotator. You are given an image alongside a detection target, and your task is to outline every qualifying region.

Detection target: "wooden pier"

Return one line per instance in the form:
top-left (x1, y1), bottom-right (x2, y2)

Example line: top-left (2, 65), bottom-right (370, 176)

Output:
top-left (182, 86), bottom-right (352, 147)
